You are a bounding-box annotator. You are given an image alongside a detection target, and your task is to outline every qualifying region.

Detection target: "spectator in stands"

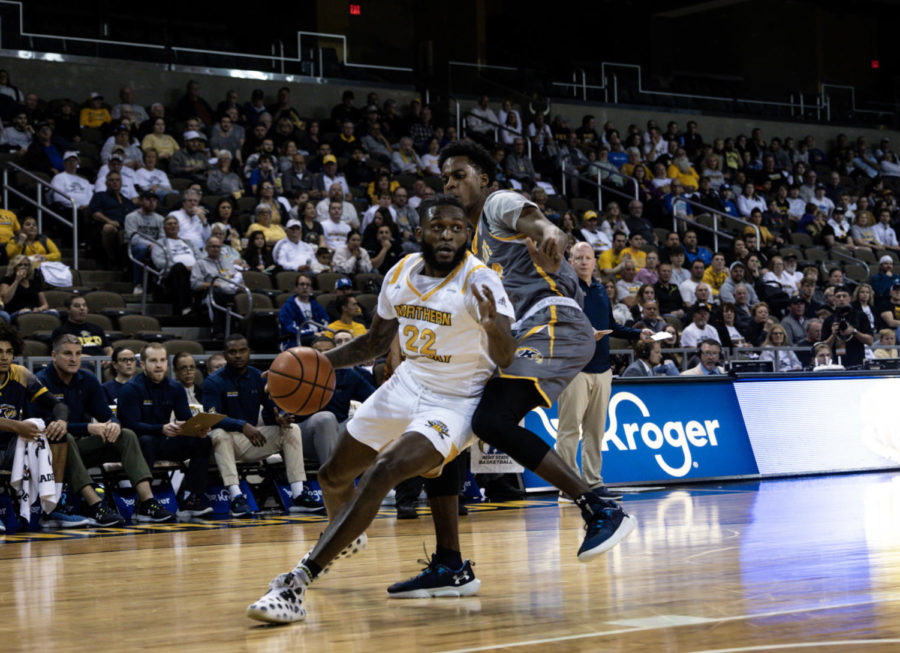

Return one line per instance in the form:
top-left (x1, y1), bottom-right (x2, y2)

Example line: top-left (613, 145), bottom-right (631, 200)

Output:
top-left (119, 342), bottom-right (213, 518)
top-left (330, 90), bottom-right (360, 131)
top-left (282, 153), bottom-right (317, 199)
top-left (95, 151), bottom-right (138, 199)
top-left (327, 294), bottom-right (367, 339)
top-left (667, 148), bottom-right (700, 191)
top-left (559, 132), bottom-right (590, 196)
top-left (466, 94), bottom-right (499, 145)
top-left (124, 191), bottom-right (165, 294)
top-left (822, 206), bottom-right (857, 252)
top-left (248, 154), bottom-right (279, 196)
top-left (742, 301), bottom-right (775, 347)
top-left (79, 92), bottom-right (111, 129)
top-left (391, 186), bottom-right (419, 247)
top-left (209, 113), bottom-right (244, 161)
top-left (874, 328), bottom-right (898, 359)
top-left (243, 133), bottom-right (275, 175)
top-left (720, 261), bottom-right (759, 305)
top-left (780, 296), bottom-right (808, 344)
top-left (140, 117), bottom-right (179, 161)
top-left (853, 283), bottom-right (877, 332)
top-left (871, 256), bottom-right (900, 299)
top-left (872, 209), bottom-right (900, 252)
top-left (0, 110), bottom-right (31, 152)
top-left (169, 131), bottom-right (210, 184)
top-left (391, 136), bottom-right (425, 176)
top-left (679, 259), bottom-right (708, 305)
top-left (272, 219), bottom-right (315, 271)
top-left (88, 170), bottom-right (135, 267)
top-left (152, 215), bottom-right (199, 315)
top-left (681, 230), bottom-right (712, 266)
top-left (877, 281), bottom-right (900, 340)
top-left (205, 334), bottom-right (320, 517)
top-left (175, 80), bottom-right (214, 127)
top-left (701, 252), bottom-right (728, 297)
top-left (663, 180), bottom-right (694, 222)
top-left (100, 124), bottom-right (141, 168)
top-left (6, 215), bottom-right (61, 266)
top-left (191, 236), bottom-right (243, 339)
top-left (278, 273), bottom-right (328, 349)
top-left (314, 153), bottom-right (351, 198)
top-left (204, 352), bottom-right (225, 376)
top-left (634, 250), bottom-right (660, 285)
top-left (421, 138), bottom-right (442, 176)
top-left (132, 149), bottom-right (172, 199)
top-left (111, 86), bottom-right (148, 124)
top-left (759, 324), bottom-right (802, 371)
top-left (333, 231), bottom-right (373, 275)
top-left (168, 188), bottom-right (210, 251)
top-left (615, 259), bottom-right (641, 307)
top-left (503, 137), bottom-right (539, 191)
top-left (51, 294), bottom-right (111, 357)
top-left (681, 339), bottom-right (725, 375)
top-left (578, 210), bottom-right (610, 255)
top-left (368, 223), bottom-right (404, 275)
top-left (596, 230), bottom-right (629, 277)
top-left (599, 201), bottom-right (629, 241)
top-left (0, 255), bottom-right (52, 323)
top-left (321, 200), bottom-right (352, 251)
top-left (206, 149), bottom-right (242, 196)
top-left (654, 262), bottom-right (685, 319)
top-left (316, 182), bottom-right (359, 227)
top-left (243, 203), bottom-right (284, 247)
top-left (792, 319), bottom-right (822, 368)
top-left (103, 346), bottom-right (137, 405)
top-left (811, 183), bottom-right (836, 218)
top-left (822, 286), bottom-right (873, 367)
top-left (736, 182), bottom-right (766, 217)
top-left (243, 230), bottom-right (276, 274)
top-left (23, 121), bottom-right (67, 176)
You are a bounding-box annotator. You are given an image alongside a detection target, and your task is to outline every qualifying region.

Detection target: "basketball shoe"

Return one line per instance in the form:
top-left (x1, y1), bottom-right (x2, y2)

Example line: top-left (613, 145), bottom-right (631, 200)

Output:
top-left (386, 555), bottom-right (481, 598)
top-left (246, 565), bottom-right (311, 624)
top-left (575, 494), bottom-right (635, 562)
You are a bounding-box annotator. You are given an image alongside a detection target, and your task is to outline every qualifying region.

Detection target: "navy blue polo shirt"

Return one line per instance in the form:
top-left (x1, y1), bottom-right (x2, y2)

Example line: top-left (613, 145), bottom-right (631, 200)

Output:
top-left (580, 276), bottom-right (641, 374)
top-left (118, 372), bottom-right (192, 437)
top-left (33, 364), bottom-right (115, 437)
top-left (201, 365), bottom-right (277, 432)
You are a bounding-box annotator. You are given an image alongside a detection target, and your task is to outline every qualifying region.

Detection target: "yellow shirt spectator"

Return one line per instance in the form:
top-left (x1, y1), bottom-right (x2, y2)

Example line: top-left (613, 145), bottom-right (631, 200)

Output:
top-left (701, 266), bottom-right (727, 295)
top-left (619, 247), bottom-right (647, 269)
top-left (666, 163), bottom-right (700, 191)
top-left (326, 319), bottom-right (367, 339)
top-left (245, 222), bottom-right (286, 247)
top-left (0, 209), bottom-right (21, 244)
top-left (141, 133), bottom-right (181, 159)
top-left (80, 106), bottom-right (111, 128)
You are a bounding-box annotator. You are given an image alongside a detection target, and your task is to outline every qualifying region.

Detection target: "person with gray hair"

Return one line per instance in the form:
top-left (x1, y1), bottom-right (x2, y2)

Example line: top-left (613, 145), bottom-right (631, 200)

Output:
top-left (167, 188), bottom-right (210, 250)
top-left (191, 236), bottom-right (244, 338)
top-left (245, 202), bottom-right (286, 246)
top-left (206, 149), bottom-right (242, 195)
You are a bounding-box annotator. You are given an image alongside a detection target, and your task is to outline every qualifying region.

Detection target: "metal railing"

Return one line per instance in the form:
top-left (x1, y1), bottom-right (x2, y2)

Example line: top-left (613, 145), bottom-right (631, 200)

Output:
top-left (127, 232), bottom-right (167, 313)
top-left (207, 274), bottom-right (252, 338)
top-left (674, 196), bottom-right (760, 253)
top-left (2, 162), bottom-right (79, 268)
top-left (460, 110), bottom-right (533, 159)
top-left (827, 247), bottom-right (870, 279)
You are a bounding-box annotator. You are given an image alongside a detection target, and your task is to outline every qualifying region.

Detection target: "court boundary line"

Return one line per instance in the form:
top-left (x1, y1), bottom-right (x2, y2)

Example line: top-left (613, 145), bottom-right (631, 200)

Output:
top-left (436, 595), bottom-right (900, 653)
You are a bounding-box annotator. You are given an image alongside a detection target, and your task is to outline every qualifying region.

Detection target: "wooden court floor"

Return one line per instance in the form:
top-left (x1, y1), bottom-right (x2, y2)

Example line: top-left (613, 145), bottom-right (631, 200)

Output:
top-left (2, 472), bottom-right (900, 652)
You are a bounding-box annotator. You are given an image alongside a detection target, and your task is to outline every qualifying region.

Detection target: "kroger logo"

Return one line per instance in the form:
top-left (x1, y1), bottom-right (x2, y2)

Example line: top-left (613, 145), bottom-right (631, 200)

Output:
top-left (603, 392), bottom-right (720, 477)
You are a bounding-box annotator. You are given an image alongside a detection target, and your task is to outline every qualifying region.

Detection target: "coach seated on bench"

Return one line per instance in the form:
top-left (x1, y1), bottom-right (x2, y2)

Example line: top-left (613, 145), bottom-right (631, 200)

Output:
top-left (202, 334), bottom-right (322, 517)
top-left (34, 335), bottom-right (175, 523)
top-left (118, 342), bottom-right (213, 518)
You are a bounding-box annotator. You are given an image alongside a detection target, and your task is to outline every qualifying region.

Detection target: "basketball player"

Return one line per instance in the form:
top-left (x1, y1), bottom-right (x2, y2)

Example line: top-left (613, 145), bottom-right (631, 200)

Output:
top-left (246, 194), bottom-right (517, 623)
top-left (385, 140), bottom-right (643, 596)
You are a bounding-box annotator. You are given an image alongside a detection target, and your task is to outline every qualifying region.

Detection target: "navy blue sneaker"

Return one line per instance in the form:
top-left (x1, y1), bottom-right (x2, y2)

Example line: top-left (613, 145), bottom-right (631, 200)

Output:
top-left (177, 493), bottom-right (213, 518)
top-left (576, 496), bottom-right (635, 562)
top-left (386, 555), bottom-right (481, 598)
top-left (289, 487), bottom-right (325, 514)
top-left (230, 494), bottom-right (253, 518)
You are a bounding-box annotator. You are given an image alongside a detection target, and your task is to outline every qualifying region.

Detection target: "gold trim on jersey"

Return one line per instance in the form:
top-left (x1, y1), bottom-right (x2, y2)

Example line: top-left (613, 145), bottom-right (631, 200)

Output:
top-left (533, 261), bottom-right (562, 296)
top-left (498, 370), bottom-right (552, 408)
top-left (548, 305), bottom-right (557, 358)
top-left (422, 443), bottom-right (461, 479)
top-left (462, 263), bottom-right (488, 294)
top-left (389, 254), bottom-right (415, 285)
top-left (404, 252), bottom-right (470, 302)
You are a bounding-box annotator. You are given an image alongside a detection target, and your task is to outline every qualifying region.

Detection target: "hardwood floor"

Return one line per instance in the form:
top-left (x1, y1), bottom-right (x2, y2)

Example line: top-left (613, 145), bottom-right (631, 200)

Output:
top-left (3, 472), bottom-right (900, 652)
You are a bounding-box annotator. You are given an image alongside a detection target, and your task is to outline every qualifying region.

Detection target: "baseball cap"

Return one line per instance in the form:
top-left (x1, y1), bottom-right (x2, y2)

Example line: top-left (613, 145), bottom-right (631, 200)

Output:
top-left (115, 123), bottom-right (130, 132)
top-left (63, 151), bottom-right (79, 161)
top-left (285, 219), bottom-right (302, 229)
top-left (323, 154), bottom-right (337, 165)
top-left (892, 279), bottom-right (900, 289)
top-left (90, 92), bottom-right (103, 99)
top-left (582, 210), bottom-right (598, 221)
top-left (729, 260), bottom-right (744, 270)
top-left (789, 295), bottom-right (806, 304)
top-left (335, 278), bottom-right (353, 290)
top-left (694, 302), bottom-right (711, 312)
top-left (183, 130), bottom-right (206, 141)
top-left (140, 190), bottom-right (157, 200)
top-left (720, 183), bottom-right (731, 190)
top-left (879, 255), bottom-right (893, 265)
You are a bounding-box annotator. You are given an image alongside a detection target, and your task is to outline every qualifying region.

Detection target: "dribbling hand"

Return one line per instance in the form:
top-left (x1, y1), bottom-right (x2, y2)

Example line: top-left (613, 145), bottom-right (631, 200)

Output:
top-left (525, 237), bottom-right (562, 274)
top-left (472, 284), bottom-right (498, 330)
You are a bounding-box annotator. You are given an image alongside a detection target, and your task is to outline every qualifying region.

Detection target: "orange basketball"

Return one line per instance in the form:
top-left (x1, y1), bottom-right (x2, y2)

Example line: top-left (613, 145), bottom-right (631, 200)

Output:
top-left (267, 347), bottom-right (336, 415)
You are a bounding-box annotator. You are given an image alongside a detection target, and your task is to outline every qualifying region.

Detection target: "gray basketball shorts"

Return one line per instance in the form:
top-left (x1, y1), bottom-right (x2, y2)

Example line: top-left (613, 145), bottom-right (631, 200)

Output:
top-left (499, 303), bottom-right (594, 407)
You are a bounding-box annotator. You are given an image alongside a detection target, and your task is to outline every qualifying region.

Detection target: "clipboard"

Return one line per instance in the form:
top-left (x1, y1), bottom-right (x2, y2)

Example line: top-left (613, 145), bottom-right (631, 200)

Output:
top-left (180, 412), bottom-right (225, 436)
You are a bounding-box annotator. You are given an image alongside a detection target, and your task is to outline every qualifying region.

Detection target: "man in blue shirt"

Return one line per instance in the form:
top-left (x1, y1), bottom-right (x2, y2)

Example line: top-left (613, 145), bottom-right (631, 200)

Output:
top-left (36, 335), bottom-right (174, 524)
top-left (203, 334), bottom-right (321, 517)
top-left (277, 273), bottom-right (329, 350)
top-left (103, 346), bottom-right (139, 406)
top-left (119, 342), bottom-right (213, 518)
top-left (555, 243), bottom-right (652, 500)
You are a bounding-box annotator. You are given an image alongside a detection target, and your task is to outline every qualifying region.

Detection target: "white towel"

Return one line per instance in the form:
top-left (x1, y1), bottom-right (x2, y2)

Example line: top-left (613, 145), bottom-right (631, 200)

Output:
top-left (10, 419), bottom-right (60, 519)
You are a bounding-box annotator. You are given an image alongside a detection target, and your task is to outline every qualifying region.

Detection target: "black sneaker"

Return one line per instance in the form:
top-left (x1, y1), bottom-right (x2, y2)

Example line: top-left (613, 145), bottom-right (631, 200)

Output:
top-left (87, 500), bottom-right (125, 527)
top-left (593, 485), bottom-right (623, 500)
top-left (576, 496), bottom-right (636, 562)
top-left (396, 503), bottom-right (419, 520)
top-left (177, 494), bottom-right (213, 518)
top-left (134, 498), bottom-right (176, 523)
top-left (387, 555), bottom-right (481, 599)
top-left (289, 488), bottom-right (326, 514)
top-left (230, 494), bottom-right (253, 518)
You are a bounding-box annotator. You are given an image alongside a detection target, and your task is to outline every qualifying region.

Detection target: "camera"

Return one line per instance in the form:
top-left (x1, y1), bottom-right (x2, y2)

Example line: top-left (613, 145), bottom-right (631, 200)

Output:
top-left (834, 306), bottom-right (851, 333)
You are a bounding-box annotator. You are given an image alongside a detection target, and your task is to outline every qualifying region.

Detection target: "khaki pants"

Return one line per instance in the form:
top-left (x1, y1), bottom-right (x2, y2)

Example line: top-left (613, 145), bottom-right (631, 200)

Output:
top-left (555, 369), bottom-right (612, 488)
top-left (210, 424), bottom-right (306, 487)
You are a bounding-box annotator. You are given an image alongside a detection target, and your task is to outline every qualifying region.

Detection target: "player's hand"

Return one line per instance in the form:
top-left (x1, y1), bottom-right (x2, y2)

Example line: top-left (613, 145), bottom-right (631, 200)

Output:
top-left (16, 420), bottom-right (42, 440)
top-left (45, 420), bottom-right (67, 441)
top-left (243, 424), bottom-right (267, 447)
top-left (472, 284), bottom-right (498, 329)
top-left (275, 412), bottom-right (293, 429)
top-left (104, 421), bottom-right (121, 443)
top-left (639, 328), bottom-right (654, 343)
top-left (593, 329), bottom-right (613, 341)
top-left (525, 236), bottom-right (562, 274)
top-left (162, 422), bottom-right (183, 437)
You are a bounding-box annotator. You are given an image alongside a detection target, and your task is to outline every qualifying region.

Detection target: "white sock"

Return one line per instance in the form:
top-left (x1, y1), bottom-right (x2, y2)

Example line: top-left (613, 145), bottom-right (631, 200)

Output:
top-left (228, 485), bottom-right (242, 499)
top-left (291, 481), bottom-right (305, 498)
top-left (55, 483), bottom-right (63, 497)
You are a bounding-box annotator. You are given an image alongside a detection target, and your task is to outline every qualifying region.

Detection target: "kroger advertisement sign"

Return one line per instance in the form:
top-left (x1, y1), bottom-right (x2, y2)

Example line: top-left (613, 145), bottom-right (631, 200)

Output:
top-left (522, 381), bottom-right (759, 489)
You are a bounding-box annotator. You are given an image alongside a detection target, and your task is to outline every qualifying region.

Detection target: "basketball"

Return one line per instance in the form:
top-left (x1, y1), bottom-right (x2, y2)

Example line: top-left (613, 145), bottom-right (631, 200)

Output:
top-left (266, 347), bottom-right (336, 415)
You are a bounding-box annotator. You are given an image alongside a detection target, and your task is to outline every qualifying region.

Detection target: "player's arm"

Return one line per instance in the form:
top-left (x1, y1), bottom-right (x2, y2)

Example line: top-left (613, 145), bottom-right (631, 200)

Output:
top-left (324, 313), bottom-right (398, 369)
top-left (517, 206), bottom-right (568, 275)
top-left (472, 285), bottom-right (517, 368)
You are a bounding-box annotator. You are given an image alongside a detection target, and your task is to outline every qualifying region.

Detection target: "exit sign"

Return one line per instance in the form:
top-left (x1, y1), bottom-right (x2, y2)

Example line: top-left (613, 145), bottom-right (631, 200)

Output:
top-left (872, 59), bottom-right (879, 69)
top-left (350, 4), bottom-right (360, 15)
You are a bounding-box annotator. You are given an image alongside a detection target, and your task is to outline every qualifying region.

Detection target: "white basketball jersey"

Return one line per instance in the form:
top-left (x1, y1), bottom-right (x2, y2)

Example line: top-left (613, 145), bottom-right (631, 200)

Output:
top-left (378, 252), bottom-right (515, 398)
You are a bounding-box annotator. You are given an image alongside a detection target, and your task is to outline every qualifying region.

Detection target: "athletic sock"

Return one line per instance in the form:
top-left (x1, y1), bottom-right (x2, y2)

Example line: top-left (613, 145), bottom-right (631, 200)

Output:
top-left (227, 484), bottom-right (242, 499)
top-left (290, 481), bottom-right (305, 498)
top-left (575, 491), bottom-right (603, 521)
top-left (298, 559), bottom-right (321, 581)
top-left (434, 544), bottom-right (463, 570)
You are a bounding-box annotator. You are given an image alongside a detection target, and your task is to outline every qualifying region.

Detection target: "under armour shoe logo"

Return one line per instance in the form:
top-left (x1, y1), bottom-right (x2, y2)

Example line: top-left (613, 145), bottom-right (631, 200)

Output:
top-left (452, 571), bottom-right (470, 585)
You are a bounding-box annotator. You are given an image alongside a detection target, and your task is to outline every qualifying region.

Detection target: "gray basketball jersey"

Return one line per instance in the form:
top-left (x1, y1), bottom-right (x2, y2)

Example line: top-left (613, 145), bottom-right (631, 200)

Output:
top-left (471, 191), bottom-right (583, 317)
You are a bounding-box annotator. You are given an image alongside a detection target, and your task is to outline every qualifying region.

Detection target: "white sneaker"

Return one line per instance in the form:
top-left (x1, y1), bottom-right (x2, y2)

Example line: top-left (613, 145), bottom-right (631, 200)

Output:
top-left (246, 567), bottom-right (310, 624)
